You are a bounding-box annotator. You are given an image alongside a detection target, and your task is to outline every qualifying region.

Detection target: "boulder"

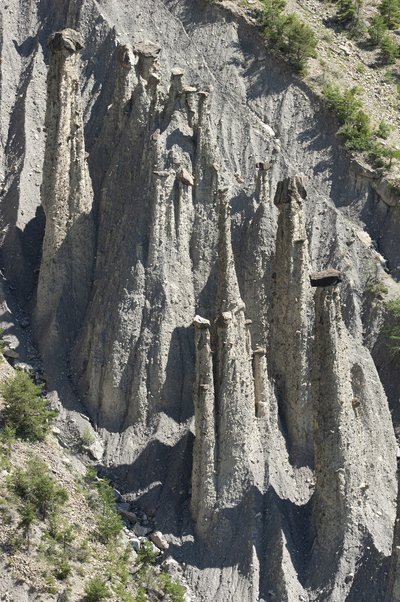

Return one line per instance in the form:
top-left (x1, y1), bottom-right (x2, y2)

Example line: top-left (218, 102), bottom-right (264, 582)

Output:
top-left (309, 269), bottom-right (342, 287)
top-left (150, 531), bottom-right (169, 551)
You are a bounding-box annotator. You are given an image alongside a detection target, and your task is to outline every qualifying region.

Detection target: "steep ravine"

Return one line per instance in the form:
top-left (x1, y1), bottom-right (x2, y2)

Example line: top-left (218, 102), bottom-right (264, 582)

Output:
top-left (1, 1), bottom-right (400, 601)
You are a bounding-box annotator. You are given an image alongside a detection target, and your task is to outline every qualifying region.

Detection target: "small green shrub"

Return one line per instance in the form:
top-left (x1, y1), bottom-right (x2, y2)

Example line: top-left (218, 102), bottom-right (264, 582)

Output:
top-left (81, 426), bottom-right (95, 446)
top-left (378, 0), bottom-right (400, 29)
top-left (323, 83), bottom-right (400, 166)
top-left (368, 13), bottom-right (387, 45)
top-left (158, 573), bottom-right (186, 602)
top-left (85, 469), bottom-right (123, 543)
top-left (135, 587), bottom-right (148, 602)
top-left (376, 120), bottom-right (392, 139)
top-left (335, 0), bottom-right (363, 29)
top-left (10, 458), bottom-right (68, 520)
top-left (0, 372), bottom-right (57, 442)
top-left (17, 502), bottom-right (36, 549)
top-left (97, 508), bottom-right (123, 544)
top-left (279, 14), bottom-right (317, 73)
top-left (53, 555), bottom-right (72, 581)
top-left (137, 540), bottom-right (159, 566)
top-left (379, 34), bottom-right (399, 64)
top-left (367, 279), bottom-right (389, 296)
top-left (84, 576), bottom-right (112, 601)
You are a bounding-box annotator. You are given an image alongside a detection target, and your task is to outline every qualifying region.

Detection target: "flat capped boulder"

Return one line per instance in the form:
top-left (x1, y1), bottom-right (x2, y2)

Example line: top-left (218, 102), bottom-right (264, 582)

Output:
top-left (133, 41), bottom-right (161, 58)
top-left (48, 29), bottom-right (84, 54)
top-left (310, 269), bottom-right (342, 287)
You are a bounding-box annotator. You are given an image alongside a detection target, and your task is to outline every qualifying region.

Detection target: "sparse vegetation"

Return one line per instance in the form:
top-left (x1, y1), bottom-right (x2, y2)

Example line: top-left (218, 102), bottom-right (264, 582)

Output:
top-left (84, 576), bottom-right (112, 601)
top-left (258, 0), bottom-right (317, 72)
top-left (335, 0), bottom-right (363, 32)
top-left (81, 425), bottom-right (95, 446)
top-left (378, 0), bottom-right (400, 29)
top-left (366, 277), bottom-right (389, 296)
top-left (0, 371), bottom-right (57, 442)
top-left (84, 467), bottom-right (123, 543)
top-left (9, 457), bottom-right (68, 520)
top-left (323, 83), bottom-right (400, 165)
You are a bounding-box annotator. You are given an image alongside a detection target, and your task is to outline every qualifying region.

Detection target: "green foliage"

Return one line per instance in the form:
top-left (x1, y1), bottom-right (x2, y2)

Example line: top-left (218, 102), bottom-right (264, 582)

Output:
top-left (53, 555), bottom-right (72, 581)
top-left (279, 14), bottom-right (317, 72)
top-left (0, 371), bottom-right (57, 442)
top-left (323, 83), bottom-right (400, 165)
top-left (17, 502), bottom-right (36, 549)
top-left (84, 576), bottom-right (112, 602)
top-left (379, 34), bottom-right (399, 64)
top-left (137, 540), bottom-right (159, 566)
top-left (10, 458), bottom-right (68, 520)
top-left (81, 426), bottom-right (95, 446)
top-left (384, 297), bottom-right (400, 352)
top-left (84, 468), bottom-right (123, 543)
top-left (158, 573), bottom-right (186, 602)
top-left (135, 587), bottom-right (148, 602)
top-left (97, 508), bottom-right (123, 544)
top-left (323, 84), bottom-right (373, 150)
top-left (378, 0), bottom-right (400, 29)
top-left (368, 13), bottom-right (387, 45)
top-left (366, 278), bottom-right (389, 296)
top-left (376, 120), bottom-right (392, 139)
top-left (259, 0), bottom-right (317, 72)
top-left (335, 0), bottom-right (363, 29)
top-left (47, 513), bottom-right (75, 550)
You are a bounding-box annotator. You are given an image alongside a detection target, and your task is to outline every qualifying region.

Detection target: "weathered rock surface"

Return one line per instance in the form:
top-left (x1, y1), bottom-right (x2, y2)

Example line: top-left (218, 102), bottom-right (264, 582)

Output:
top-left (34, 28), bottom-right (94, 376)
top-left (1, 1), bottom-right (400, 601)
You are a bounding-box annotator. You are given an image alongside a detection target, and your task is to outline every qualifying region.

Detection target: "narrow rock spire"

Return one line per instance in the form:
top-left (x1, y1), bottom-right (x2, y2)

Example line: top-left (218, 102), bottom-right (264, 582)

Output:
top-left (310, 277), bottom-right (397, 598)
top-left (191, 192), bottom-right (262, 528)
top-left (35, 29), bottom-right (94, 370)
top-left (216, 189), bottom-right (244, 314)
top-left (269, 175), bottom-right (312, 467)
top-left (191, 316), bottom-right (217, 536)
top-left (311, 282), bottom-right (356, 578)
top-left (214, 192), bottom-right (261, 506)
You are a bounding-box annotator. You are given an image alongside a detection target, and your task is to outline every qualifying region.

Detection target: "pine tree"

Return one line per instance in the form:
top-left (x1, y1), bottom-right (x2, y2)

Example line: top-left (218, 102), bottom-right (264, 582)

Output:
top-left (379, 0), bottom-right (400, 29)
top-left (280, 14), bottom-right (317, 72)
top-left (1, 371), bottom-right (57, 441)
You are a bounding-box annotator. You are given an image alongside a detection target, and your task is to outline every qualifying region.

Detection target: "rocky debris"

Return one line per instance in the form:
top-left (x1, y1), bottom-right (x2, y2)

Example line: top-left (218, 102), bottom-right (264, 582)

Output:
top-left (133, 523), bottom-right (152, 537)
top-left (310, 269), bottom-right (342, 287)
top-left (2, 347), bottom-right (19, 359)
top-left (83, 439), bottom-right (104, 461)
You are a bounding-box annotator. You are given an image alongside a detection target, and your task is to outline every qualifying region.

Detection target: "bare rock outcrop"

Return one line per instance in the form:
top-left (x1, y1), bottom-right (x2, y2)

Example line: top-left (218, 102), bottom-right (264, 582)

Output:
top-left (34, 29), bottom-right (94, 373)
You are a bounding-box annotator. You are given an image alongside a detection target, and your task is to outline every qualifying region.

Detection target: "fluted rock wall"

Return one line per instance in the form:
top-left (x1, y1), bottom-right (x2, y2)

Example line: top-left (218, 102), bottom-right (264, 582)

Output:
top-left (1, 1), bottom-right (400, 601)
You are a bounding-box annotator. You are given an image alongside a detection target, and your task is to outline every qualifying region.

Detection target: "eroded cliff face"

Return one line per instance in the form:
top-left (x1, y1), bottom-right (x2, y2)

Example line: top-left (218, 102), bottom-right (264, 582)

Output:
top-left (1, 1), bottom-right (400, 601)
top-left (35, 29), bottom-right (95, 375)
